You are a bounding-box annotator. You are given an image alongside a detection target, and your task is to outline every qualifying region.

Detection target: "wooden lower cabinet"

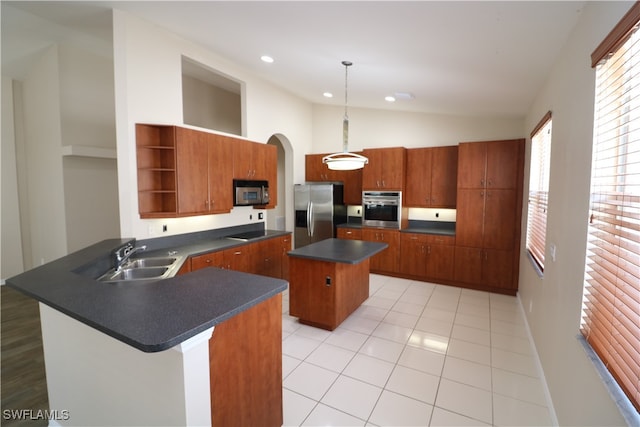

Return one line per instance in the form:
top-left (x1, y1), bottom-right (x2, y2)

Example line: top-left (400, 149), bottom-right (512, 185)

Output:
top-left (209, 293), bottom-right (282, 427)
top-left (191, 251), bottom-right (225, 270)
top-left (400, 233), bottom-right (455, 281)
top-left (362, 229), bottom-right (400, 273)
top-left (289, 257), bottom-right (369, 330)
top-left (453, 246), bottom-right (515, 293)
top-left (190, 235), bottom-right (292, 279)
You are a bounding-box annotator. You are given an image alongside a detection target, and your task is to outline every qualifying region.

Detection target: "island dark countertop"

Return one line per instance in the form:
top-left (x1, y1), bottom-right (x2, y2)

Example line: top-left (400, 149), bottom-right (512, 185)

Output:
top-left (288, 238), bottom-right (388, 264)
top-left (6, 234), bottom-right (289, 353)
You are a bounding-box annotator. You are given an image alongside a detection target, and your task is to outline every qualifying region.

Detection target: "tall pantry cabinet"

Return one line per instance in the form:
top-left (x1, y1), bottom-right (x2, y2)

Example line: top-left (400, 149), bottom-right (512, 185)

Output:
top-left (454, 139), bottom-right (525, 294)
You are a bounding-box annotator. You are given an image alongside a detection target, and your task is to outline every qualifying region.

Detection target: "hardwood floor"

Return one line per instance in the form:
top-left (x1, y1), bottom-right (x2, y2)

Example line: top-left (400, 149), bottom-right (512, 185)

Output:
top-left (1, 286), bottom-right (48, 427)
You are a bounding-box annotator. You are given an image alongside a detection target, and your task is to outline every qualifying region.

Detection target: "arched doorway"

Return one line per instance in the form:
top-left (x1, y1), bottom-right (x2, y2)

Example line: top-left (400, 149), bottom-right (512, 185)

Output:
top-left (267, 134), bottom-right (293, 232)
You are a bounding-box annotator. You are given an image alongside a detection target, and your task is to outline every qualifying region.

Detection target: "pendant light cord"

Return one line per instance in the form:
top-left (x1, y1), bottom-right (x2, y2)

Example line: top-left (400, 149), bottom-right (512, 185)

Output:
top-left (342, 60), bottom-right (352, 153)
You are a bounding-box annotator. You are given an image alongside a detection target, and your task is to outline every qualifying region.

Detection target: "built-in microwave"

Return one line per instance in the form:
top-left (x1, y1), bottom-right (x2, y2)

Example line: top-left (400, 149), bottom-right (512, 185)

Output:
top-left (362, 191), bottom-right (402, 229)
top-left (233, 180), bottom-right (270, 206)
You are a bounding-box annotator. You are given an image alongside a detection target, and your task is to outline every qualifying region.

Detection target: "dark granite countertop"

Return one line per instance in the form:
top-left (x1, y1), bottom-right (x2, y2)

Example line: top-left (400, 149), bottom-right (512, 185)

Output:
top-left (6, 229), bottom-right (290, 353)
top-left (288, 238), bottom-right (387, 264)
top-left (337, 220), bottom-right (456, 237)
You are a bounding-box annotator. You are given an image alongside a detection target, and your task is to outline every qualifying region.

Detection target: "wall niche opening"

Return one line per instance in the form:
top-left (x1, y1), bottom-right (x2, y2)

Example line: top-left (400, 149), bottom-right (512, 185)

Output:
top-left (181, 56), bottom-right (243, 136)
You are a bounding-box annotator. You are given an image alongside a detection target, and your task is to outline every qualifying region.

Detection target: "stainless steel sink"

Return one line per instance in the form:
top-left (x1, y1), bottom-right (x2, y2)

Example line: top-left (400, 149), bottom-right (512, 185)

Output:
top-left (96, 256), bottom-right (181, 283)
top-left (127, 257), bottom-right (177, 268)
top-left (100, 267), bottom-right (169, 282)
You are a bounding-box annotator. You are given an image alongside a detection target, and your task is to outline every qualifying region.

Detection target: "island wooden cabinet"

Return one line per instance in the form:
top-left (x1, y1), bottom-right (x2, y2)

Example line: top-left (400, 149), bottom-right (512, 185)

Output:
top-left (362, 147), bottom-right (406, 191)
top-left (175, 128), bottom-right (233, 215)
top-left (405, 146), bottom-right (458, 208)
top-left (362, 228), bottom-right (400, 273)
top-left (400, 233), bottom-right (455, 281)
top-left (305, 153), bottom-right (363, 205)
top-left (454, 139), bottom-right (524, 294)
top-left (337, 227), bottom-right (362, 240)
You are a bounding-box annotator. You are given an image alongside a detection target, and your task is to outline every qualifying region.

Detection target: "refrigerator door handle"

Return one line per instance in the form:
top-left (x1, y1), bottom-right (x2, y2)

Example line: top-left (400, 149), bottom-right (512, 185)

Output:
top-left (309, 201), bottom-right (315, 237)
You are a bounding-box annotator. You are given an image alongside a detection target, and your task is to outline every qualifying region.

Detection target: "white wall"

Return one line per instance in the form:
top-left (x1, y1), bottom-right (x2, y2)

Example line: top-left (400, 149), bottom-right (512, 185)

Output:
top-left (20, 45), bottom-right (68, 268)
top-left (58, 44), bottom-right (121, 254)
top-left (112, 9), bottom-right (312, 239)
top-left (311, 105), bottom-right (524, 153)
top-left (1, 77), bottom-right (25, 280)
top-left (519, 2), bottom-right (632, 425)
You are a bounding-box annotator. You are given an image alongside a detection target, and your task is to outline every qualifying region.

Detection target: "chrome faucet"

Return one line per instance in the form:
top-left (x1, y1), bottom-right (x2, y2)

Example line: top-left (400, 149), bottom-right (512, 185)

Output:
top-left (113, 242), bottom-right (147, 271)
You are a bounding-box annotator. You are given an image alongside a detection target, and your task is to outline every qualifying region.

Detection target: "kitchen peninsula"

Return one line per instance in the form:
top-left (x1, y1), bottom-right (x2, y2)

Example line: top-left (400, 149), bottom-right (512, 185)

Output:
top-left (288, 238), bottom-right (387, 330)
top-left (6, 227), bottom-right (289, 427)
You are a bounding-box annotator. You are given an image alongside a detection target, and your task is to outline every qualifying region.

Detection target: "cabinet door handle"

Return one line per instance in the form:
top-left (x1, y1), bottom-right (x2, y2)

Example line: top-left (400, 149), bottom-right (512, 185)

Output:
top-left (480, 178), bottom-right (485, 186)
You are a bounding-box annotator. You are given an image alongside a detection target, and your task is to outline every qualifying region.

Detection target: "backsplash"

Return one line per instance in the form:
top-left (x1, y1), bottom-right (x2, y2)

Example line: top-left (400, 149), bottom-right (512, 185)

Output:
top-left (408, 207), bottom-right (456, 222)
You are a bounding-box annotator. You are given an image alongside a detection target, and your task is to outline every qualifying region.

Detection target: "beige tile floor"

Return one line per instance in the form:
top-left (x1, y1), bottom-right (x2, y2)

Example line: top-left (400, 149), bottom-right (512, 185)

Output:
top-left (281, 274), bottom-right (552, 426)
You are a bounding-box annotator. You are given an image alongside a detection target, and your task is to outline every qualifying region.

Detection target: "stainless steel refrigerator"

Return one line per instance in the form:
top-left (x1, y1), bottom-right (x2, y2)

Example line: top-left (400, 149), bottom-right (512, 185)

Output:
top-left (294, 183), bottom-right (347, 248)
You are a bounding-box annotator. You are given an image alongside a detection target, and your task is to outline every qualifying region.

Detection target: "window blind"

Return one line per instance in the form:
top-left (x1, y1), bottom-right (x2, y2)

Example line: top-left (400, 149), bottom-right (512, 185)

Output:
top-left (526, 112), bottom-right (552, 271)
top-left (582, 7), bottom-right (640, 412)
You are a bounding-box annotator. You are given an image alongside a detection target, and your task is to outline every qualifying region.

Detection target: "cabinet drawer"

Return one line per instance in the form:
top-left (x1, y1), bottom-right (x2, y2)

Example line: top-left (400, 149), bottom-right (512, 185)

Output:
top-left (401, 233), bottom-right (455, 245)
top-left (424, 234), bottom-right (455, 245)
top-left (337, 228), bottom-right (362, 240)
top-left (191, 251), bottom-right (224, 270)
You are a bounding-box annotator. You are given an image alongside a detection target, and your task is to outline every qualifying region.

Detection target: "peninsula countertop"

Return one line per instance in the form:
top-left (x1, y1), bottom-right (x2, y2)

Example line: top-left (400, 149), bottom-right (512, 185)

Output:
top-left (287, 238), bottom-right (388, 264)
top-left (6, 231), bottom-right (289, 353)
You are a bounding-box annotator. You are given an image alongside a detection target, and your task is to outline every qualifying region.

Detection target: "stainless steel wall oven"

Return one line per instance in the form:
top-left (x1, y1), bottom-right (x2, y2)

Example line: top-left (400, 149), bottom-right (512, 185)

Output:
top-left (362, 191), bottom-right (402, 229)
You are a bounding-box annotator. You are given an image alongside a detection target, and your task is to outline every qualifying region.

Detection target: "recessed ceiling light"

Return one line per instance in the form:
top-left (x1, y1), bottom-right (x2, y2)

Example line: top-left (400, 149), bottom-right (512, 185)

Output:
top-left (385, 96), bottom-right (396, 102)
top-left (323, 92), bottom-right (333, 98)
top-left (394, 92), bottom-right (415, 100)
top-left (260, 55), bottom-right (274, 63)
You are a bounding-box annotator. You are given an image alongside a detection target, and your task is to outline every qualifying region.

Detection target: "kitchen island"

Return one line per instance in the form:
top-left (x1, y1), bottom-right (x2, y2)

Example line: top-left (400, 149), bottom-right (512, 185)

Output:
top-left (6, 232), bottom-right (288, 427)
top-left (288, 238), bottom-right (387, 330)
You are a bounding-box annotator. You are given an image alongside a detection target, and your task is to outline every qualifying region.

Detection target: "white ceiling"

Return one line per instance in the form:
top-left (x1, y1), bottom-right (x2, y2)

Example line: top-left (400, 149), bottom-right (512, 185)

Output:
top-left (2, 1), bottom-right (589, 117)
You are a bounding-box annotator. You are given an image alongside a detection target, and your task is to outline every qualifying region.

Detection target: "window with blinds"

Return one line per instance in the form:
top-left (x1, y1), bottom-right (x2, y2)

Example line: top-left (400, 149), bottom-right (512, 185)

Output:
top-left (581, 3), bottom-right (640, 412)
top-left (526, 112), bottom-right (552, 272)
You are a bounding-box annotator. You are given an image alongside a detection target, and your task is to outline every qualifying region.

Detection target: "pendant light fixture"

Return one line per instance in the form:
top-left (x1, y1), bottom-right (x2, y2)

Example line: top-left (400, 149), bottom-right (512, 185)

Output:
top-left (322, 61), bottom-right (369, 171)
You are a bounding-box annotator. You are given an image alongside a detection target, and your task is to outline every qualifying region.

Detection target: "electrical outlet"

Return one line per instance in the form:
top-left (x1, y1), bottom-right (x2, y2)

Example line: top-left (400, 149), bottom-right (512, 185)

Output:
top-left (162, 224), bottom-right (168, 232)
top-left (258, 212), bottom-right (264, 220)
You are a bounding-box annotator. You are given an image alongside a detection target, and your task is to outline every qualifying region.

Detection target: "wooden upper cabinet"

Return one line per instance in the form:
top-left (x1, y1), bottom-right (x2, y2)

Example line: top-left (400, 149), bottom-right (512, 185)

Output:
top-left (208, 134), bottom-right (234, 213)
top-left (175, 128), bottom-right (233, 215)
top-left (406, 146), bottom-right (458, 208)
top-left (232, 139), bottom-right (277, 209)
top-left (305, 153), bottom-right (363, 205)
top-left (262, 143), bottom-right (277, 209)
top-left (136, 124), bottom-right (275, 217)
top-left (458, 139), bottom-right (522, 189)
top-left (176, 127), bottom-right (209, 215)
top-left (305, 154), bottom-right (337, 182)
top-left (136, 124), bottom-right (178, 218)
top-left (232, 138), bottom-right (273, 181)
top-left (362, 147), bottom-right (406, 191)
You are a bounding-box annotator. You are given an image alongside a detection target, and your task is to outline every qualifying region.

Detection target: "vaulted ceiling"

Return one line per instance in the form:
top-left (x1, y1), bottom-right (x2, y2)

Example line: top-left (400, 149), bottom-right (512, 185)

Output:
top-left (2, 1), bottom-right (588, 117)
